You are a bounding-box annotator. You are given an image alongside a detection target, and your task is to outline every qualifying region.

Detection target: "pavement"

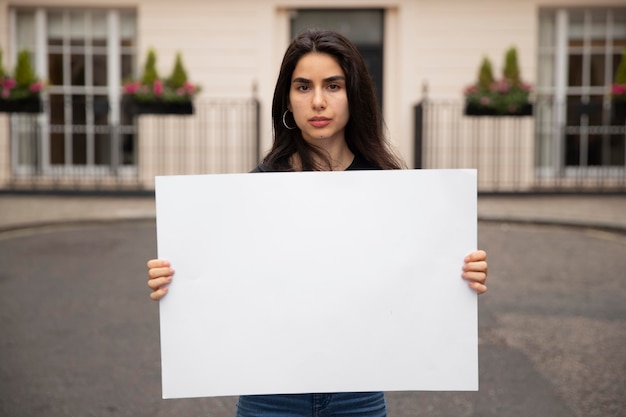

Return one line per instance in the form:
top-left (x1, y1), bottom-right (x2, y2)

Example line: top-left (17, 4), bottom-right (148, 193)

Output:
top-left (1, 192), bottom-right (625, 417)
top-left (0, 193), bottom-right (625, 233)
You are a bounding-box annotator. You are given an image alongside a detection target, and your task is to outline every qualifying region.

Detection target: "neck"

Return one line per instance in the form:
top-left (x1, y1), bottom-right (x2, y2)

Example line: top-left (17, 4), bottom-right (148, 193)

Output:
top-left (323, 137), bottom-right (354, 170)
top-left (292, 139), bottom-right (354, 171)
top-left (328, 146), bottom-right (355, 171)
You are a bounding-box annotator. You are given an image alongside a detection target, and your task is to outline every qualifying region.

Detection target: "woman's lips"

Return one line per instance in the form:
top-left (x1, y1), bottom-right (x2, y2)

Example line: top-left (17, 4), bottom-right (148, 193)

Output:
top-left (309, 117), bottom-right (331, 128)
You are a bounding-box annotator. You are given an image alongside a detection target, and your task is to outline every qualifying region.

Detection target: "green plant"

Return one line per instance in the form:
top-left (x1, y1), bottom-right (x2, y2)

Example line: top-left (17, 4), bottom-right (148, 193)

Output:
top-left (167, 52), bottom-right (189, 89)
top-left (140, 49), bottom-right (159, 86)
top-left (502, 47), bottom-right (521, 86)
top-left (464, 47), bottom-right (532, 116)
top-left (464, 57), bottom-right (497, 111)
top-left (0, 48), bottom-right (44, 101)
top-left (14, 50), bottom-right (37, 87)
top-left (123, 49), bottom-right (200, 103)
top-left (612, 47), bottom-right (626, 100)
top-left (0, 50), bottom-right (6, 78)
top-left (477, 57), bottom-right (495, 90)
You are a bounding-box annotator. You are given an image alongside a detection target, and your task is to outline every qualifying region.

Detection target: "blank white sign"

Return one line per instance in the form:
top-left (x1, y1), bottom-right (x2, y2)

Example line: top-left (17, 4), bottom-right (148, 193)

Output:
top-left (155, 169), bottom-right (478, 399)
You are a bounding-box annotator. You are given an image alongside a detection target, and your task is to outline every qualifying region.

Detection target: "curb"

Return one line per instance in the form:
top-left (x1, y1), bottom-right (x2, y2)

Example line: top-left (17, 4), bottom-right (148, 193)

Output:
top-left (1, 215), bottom-right (624, 237)
top-left (478, 216), bottom-right (626, 235)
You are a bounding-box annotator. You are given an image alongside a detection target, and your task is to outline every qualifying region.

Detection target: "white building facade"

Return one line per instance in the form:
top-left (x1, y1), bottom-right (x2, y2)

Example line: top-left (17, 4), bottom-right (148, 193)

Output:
top-left (0, 0), bottom-right (625, 191)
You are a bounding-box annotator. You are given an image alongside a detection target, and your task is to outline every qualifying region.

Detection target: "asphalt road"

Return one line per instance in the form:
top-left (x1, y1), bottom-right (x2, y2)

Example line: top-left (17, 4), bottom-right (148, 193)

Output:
top-left (0, 221), bottom-right (624, 417)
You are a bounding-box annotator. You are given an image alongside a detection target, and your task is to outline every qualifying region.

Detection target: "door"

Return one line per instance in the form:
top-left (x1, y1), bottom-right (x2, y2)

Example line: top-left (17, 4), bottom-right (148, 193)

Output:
top-left (290, 9), bottom-right (385, 110)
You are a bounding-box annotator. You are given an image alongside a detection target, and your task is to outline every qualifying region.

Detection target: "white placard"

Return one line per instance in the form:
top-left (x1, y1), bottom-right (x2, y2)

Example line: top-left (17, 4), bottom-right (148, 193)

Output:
top-left (155, 169), bottom-right (478, 399)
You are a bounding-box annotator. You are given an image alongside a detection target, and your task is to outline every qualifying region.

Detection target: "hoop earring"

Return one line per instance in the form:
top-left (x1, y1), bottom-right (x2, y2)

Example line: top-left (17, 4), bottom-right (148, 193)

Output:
top-left (282, 110), bottom-right (297, 130)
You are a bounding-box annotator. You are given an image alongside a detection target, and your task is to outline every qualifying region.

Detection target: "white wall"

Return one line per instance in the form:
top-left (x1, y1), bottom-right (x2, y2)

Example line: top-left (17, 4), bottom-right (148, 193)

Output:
top-left (2, 0), bottom-right (625, 178)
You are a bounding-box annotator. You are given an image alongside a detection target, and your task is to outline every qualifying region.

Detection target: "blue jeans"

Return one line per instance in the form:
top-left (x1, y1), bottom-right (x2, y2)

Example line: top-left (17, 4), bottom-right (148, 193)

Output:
top-left (236, 392), bottom-right (387, 417)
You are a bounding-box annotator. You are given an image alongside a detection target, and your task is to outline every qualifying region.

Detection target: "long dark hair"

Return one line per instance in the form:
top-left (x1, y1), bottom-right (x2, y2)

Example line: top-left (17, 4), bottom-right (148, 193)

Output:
top-left (263, 29), bottom-right (404, 171)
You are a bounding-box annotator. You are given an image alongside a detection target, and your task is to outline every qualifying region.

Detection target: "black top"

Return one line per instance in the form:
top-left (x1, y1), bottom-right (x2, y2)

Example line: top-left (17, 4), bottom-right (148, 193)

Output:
top-left (250, 153), bottom-right (379, 173)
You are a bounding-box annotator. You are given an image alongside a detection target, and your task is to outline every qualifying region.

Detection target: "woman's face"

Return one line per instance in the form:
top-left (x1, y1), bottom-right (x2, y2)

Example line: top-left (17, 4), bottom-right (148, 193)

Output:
top-left (289, 52), bottom-right (350, 146)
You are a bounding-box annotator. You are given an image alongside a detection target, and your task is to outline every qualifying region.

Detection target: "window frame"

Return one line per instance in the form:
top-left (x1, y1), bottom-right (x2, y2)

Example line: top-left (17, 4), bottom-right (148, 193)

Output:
top-left (9, 7), bottom-right (137, 178)
top-left (536, 7), bottom-right (626, 176)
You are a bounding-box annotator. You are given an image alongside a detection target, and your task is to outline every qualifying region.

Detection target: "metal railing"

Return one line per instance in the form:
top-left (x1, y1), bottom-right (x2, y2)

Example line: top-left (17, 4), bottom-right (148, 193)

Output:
top-left (3, 97), bottom-right (625, 194)
top-left (0, 98), bottom-right (260, 193)
top-left (414, 99), bottom-right (626, 193)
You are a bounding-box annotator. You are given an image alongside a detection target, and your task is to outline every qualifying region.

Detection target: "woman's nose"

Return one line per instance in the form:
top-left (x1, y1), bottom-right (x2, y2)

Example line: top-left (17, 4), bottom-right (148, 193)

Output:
top-left (312, 88), bottom-right (326, 109)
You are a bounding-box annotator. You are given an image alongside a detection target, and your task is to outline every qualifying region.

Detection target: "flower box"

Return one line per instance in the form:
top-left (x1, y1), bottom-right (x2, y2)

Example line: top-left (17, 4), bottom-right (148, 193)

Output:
top-left (463, 79), bottom-right (533, 117)
top-left (1, 49), bottom-right (45, 114)
top-left (122, 95), bottom-right (194, 116)
top-left (0, 96), bottom-right (42, 113)
top-left (464, 101), bottom-right (532, 117)
top-left (464, 102), bottom-right (497, 116)
top-left (463, 47), bottom-right (533, 118)
top-left (121, 49), bottom-right (200, 117)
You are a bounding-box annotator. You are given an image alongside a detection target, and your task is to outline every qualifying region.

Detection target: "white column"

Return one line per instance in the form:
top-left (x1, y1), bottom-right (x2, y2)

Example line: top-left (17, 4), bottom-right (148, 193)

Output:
top-left (553, 10), bottom-right (568, 172)
top-left (108, 11), bottom-right (120, 126)
top-left (35, 8), bottom-right (49, 173)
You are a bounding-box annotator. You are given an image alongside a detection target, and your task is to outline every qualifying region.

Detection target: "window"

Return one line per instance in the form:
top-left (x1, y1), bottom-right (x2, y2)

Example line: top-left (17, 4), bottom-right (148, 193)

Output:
top-left (537, 8), bottom-right (626, 173)
top-left (11, 8), bottom-right (137, 176)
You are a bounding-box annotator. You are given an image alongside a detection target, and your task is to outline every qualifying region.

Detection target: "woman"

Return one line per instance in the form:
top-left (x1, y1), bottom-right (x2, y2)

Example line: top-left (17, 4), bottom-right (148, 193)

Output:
top-left (147, 29), bottom-right (488, 417)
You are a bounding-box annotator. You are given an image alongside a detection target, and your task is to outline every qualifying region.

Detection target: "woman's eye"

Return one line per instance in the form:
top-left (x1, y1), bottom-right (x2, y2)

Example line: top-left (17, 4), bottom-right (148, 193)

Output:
top-left (328, 84), bottom-right (340, 90)
top-left (297, 85), bottom-right (309, 91)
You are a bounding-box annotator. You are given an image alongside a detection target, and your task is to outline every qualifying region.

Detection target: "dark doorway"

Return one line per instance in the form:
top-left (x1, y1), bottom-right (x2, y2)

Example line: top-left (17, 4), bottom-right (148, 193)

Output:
top-left (290, 9), bottom-right (385, 110)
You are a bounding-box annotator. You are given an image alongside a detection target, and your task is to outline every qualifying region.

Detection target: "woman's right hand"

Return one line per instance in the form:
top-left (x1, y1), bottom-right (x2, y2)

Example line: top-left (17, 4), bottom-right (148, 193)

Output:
top-left (147, 259), bottom-right (174, 301)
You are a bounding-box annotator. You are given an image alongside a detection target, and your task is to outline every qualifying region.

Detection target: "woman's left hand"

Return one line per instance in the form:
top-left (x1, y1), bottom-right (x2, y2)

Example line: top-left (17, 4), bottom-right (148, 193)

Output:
top-left (462, 250), bottom-right (488, 294)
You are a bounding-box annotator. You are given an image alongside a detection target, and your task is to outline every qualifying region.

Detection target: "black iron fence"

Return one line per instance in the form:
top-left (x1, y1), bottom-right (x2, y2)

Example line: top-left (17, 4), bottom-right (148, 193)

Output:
top-left (0, 98), bottom-right (260, 193)
top-left (415, 99), bottom-right (626, 193)
top-left (3, 97), bottom-right (625, 194)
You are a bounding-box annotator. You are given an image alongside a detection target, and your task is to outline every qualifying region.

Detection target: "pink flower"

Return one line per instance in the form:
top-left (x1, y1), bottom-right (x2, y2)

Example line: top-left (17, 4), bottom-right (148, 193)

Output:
top-left (2, 78), bottom-right (16, 99)
top-left (464, 85), bottom-right (478, 95)
top-left (29, 81), bottom-right (43, 93)
top-left (123, 81), bottom-right (141, 94)
top-left (184, 81), bottom-right (196, 94)
top-left (176, 81), bottom-right (197, 96)
top-left (495, 79), bottom-right (510, 93)
top-left (520, 82), bottom-right (533, 92)
top-left (612, 84), bottom-right (626, 95)
top-left (176, 81), bottom-right (198, 96)
top-left (3, 78), bottom-right (16, 88)
top-left (153, 80), bottom-right (163, 96)
top-left (479, 96), bottom-right (491, 106)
